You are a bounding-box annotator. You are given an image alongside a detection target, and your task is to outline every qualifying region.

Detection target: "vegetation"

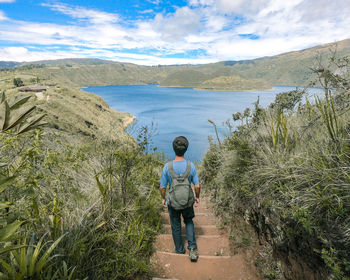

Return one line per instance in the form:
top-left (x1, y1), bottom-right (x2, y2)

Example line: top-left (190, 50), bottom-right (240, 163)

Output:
top-left (13, 78), bottom-right (24, 88)
top-left (1, 39), bottom-right (350, 279)
top-left (0, 68), bottom-right (164, 279)
top-left (200, 53), bottom-right (350, 279)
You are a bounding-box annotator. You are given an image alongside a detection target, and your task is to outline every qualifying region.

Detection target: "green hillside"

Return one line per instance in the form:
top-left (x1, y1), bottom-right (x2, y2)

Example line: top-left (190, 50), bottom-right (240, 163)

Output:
top-left (2, 38), bottom-right (350, 90)
top-left (22, 58), bottom-right (116, 67)
top-left (0, 64), bottom-right (163, 279)
top-left (199, 75), bottom-right (270, 91)
top-left (213, 38), bottom-right (350, 86)
top-left (0, 69), bottom-right (134, 138)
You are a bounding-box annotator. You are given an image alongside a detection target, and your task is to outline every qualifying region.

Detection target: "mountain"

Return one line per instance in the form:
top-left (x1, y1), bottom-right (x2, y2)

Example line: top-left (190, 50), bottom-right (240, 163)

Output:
top-left (215, 38), bottom-right (350, 86)
top-left (0, 61), bottom-right (21, 68)
top-left (2, 38), bottom-right (350, 90)
top-left (21, 58), bottom-right (117, 67)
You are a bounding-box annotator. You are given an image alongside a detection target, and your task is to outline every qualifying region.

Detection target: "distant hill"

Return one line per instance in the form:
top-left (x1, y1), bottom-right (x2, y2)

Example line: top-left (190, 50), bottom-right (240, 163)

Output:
top-left (0, 61), bottom-right (21, 68)
top-left (21, 58), bottom-right (117, 67)
top-left (213, 38), bottom-right (350, 86)
top-left (2, 38), bottom-right (350, 90)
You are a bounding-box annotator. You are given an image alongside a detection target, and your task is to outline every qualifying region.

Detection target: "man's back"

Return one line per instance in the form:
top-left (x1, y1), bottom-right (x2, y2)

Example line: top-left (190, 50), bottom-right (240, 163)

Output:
top-left (160, 160), bottom-right (199, 190)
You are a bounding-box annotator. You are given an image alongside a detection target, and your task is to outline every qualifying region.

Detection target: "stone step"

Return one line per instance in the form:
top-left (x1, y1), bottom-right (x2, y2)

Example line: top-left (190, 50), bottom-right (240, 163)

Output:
top-left (152, 278), bottom-right (178, 280)
top-left (155, 234), bottom-right (230, 256)
top-left (152, 251), bottom-right (258, 280)
top-left (194, 205), bottom-right (214, 213)
top-left (161, 212), bottom-right (217, 226)
top-left (162, 224), bottom-right (222, 236)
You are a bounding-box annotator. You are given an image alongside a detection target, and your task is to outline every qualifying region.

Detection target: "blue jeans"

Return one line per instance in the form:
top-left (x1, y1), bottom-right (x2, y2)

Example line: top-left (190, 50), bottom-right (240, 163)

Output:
top-left (168, 206), bottom-right (197, 253)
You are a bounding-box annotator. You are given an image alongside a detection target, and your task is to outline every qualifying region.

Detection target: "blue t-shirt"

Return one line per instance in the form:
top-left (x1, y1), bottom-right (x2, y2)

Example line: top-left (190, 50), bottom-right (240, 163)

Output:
top-left (160, 160), bottom-right (199, 190)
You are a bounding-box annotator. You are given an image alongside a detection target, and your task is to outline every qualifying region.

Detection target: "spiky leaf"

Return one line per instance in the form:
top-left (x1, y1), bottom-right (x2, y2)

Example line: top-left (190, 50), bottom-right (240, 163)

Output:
top-left (0, 259), bottom-right (17, 277)
top-left (16, 113), bottom-right (46, 134)
top-left (7, 95), bottom-right (31, 110)
top-left (35, 234), bottom-right (66, 273)
top-left (0, 92), bottom-right (5, 103)
top-left (28, 234), bottom-right (45, 275)
top-left (0, 101), bottom-right (10, 131)
top-left (0, 220), bottom-right (23, 243)
top-left (5, 104), bottom-right (36, 131)
top-left (0, 245), bottom-right (27, 255)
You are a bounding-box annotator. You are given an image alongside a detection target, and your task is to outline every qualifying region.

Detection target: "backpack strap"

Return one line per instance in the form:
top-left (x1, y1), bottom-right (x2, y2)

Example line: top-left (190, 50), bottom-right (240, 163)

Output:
top-left (168, 161), bottom-right (191, 180)
top-left (183, 161), bottom-right (191, 179)
top-left (168, 161), bottom-right (177, 179)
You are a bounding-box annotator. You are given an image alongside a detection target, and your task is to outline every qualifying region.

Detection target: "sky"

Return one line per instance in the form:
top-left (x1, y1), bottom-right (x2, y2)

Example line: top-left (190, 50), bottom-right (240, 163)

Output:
top-left (0, 0), bottom-right (349, 65)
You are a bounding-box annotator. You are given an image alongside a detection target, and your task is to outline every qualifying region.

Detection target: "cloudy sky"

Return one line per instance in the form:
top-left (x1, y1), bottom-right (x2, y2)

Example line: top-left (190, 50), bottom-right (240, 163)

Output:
top-left (0, 0), bottom-right (349, 65)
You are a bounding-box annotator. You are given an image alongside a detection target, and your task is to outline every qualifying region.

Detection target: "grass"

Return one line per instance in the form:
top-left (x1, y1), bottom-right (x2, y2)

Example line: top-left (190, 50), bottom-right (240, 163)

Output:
top-left (200, 53), bottom-right (350, 279)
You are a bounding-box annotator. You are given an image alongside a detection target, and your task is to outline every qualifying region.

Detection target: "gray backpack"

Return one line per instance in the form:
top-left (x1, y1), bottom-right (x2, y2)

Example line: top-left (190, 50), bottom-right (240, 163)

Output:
top-left (167, 161), bottom-right (195, 210)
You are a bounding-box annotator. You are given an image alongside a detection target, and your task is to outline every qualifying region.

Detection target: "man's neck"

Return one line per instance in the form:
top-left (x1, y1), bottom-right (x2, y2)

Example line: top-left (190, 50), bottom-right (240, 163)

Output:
top-left (174, 155), bottom-right (185, 161)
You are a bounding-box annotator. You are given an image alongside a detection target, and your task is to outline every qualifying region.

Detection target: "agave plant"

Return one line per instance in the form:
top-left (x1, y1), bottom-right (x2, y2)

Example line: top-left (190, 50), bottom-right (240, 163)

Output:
top-left (0, 91), bottom-right (46, 134)
top-left (0, 233), bottom-right (66, 280)
top-left (0, 91), bottom-right (47, 256)
top-left (0, 172), bottom-right (24, 256)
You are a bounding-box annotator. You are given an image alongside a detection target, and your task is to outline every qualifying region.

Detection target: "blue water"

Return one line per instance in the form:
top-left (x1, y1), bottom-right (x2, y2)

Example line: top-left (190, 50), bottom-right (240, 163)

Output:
top-left (83, 85), bottom-right (322, 161)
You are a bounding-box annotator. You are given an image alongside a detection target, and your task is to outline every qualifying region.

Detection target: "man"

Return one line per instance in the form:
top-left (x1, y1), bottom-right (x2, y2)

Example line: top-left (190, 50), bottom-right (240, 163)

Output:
top-left (160, 136), bottom-right (200, 262)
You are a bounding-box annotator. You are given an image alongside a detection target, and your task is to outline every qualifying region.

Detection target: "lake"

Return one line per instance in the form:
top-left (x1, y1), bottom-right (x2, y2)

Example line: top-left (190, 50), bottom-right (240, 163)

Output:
top-left (83, 85), bottom-right (322, 161)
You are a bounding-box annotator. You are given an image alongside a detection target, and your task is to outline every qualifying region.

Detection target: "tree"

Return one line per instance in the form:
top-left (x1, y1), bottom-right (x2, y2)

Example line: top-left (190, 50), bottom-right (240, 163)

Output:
top-left (13, 78), bottom-right (24, 87)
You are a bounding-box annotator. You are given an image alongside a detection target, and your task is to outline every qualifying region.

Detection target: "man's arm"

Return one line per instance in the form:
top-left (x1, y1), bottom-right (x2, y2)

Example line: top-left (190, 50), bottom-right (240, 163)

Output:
top-left (160, 164), bottom-right (168, 208)
top-left (194, 183), bottom-right (200, 207)
top-left (159, 186), bottom-right (167, 208)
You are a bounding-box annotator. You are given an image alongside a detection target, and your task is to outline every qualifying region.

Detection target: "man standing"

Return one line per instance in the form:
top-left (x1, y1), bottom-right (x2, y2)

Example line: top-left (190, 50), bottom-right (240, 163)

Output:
top-left (160, 136), bottom-right (200, 262)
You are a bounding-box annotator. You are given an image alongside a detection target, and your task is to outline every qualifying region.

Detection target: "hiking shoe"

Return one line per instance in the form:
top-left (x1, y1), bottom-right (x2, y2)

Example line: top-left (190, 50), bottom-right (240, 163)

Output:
top-left (189, 248), bottom-right (199, 262)
top-left (173, 248), bottom-right (185, 254)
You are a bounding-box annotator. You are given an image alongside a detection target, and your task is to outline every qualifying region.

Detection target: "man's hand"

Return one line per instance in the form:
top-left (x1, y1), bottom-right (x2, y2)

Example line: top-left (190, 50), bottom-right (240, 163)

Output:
top-left (162, 199), bottom-right (167, 209)
top-left (194, 197), bottom-right (200, 207)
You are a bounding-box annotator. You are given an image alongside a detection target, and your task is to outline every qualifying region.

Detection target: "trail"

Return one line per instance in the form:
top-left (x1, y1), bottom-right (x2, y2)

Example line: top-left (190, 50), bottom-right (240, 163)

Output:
top-left (151, 200), bottom-right (260, 280)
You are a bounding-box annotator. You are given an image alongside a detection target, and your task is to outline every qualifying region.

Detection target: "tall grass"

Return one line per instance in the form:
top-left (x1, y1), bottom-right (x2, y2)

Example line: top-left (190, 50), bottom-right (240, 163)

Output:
top-left (200, 55), bottom-right (350, 279)
top-left (0, 97), bottom-right (163, 279)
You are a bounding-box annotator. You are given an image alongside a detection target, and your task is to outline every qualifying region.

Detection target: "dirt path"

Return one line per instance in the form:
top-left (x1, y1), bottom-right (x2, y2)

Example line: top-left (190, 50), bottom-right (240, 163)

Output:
top-left (151, 200), bottom-right (260, 280)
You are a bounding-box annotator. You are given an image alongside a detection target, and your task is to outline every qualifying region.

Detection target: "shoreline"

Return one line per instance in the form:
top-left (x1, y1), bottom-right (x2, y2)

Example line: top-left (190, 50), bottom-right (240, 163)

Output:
top-left (157, 84), bottom-right (273, 92)
top-left (122, 115), bottom-right (136, 129)
top-left (83, 83), bottom-right (273, 92)
top-left (80, 86), bottom-right (136, 131)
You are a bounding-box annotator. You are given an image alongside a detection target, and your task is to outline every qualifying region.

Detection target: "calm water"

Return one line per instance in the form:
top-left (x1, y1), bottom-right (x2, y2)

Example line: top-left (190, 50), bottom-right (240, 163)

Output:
top-left (83, 85), bottom-right (322, 161)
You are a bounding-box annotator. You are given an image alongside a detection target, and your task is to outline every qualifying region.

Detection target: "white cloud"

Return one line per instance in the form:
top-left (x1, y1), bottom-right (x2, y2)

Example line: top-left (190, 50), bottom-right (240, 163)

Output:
top-left (0, 0), bottom-right (15, 2)
top-left (42, 3), bottom-right (119, 24)
top-left (189, 0), bottom-right (213, 6)
top-left (0, 46), bottom-right (216, 65)
top-left (139, 9), bottom-right (154, 14)
top-left (0, 0), bottom-right (350, 65)
top-left (0, 47), bottom-right (74, 61)
top-left (0, 10), bottom-right (7, 21)
top-left (146, 0), bottom-right (161, 5)
top-left (153, 7), bottom-right (202, 41)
